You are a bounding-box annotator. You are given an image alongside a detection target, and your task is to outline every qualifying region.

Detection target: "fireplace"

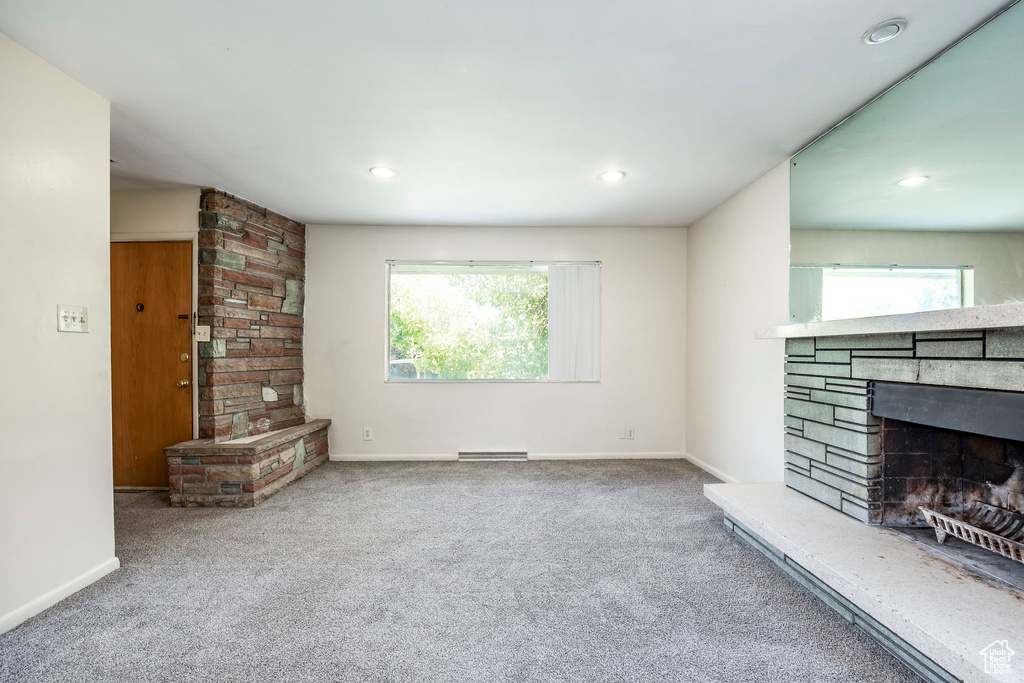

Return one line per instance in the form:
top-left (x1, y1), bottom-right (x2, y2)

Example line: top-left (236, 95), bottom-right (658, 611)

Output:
top-left (783, 329), bottom-right (1024, 575)
top-left (866, 383), bottom-right (1024, 574)
top-left (872, 383), bottom-right (1024, 528)
top-left (707, 316), bottom-right (1024, 683)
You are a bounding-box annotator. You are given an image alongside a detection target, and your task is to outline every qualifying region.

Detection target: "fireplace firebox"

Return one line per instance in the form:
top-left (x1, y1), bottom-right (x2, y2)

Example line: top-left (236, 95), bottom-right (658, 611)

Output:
top-left (783, 329), bottom-right (1024, 570)
top-left (872, 382), bottom-right (1024, 529)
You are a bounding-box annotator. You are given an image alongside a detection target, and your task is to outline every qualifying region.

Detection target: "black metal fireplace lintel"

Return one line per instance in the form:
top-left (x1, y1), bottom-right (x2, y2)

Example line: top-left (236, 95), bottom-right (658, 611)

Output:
top-left (870, 382), bottom-right (1024, 442)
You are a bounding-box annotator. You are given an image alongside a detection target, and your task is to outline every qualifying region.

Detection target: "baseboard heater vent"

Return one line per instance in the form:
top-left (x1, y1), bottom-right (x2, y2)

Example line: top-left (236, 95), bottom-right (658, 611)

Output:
top-left (458, 451), bottom-right (528, 462)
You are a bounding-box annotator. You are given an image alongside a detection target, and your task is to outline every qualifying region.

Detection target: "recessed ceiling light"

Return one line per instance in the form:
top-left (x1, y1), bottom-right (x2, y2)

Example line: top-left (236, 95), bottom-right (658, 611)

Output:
top-left (898, 176), bottom-right (928, 187)
top-left (598, 170), bottom-right (626, 182)
top-left (863, 19), bottom-right (907, 45)
top-left (369, 166), bottom-right (397, 178)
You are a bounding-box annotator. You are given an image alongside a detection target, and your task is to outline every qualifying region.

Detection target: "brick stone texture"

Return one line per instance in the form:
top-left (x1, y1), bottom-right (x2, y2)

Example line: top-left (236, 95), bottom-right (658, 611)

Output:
top-left (197, 189), bottom-right (306, 442)
top-left (167, 425), bottom-right (329, 507)
top-left (783, 328), bottom-right (1024, 526)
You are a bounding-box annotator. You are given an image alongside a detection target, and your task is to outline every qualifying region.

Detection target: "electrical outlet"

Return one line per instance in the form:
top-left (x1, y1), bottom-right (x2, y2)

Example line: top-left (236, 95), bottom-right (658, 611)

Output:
top-left (362, 426), bottom-right (373, 441)
top-left (194, 325), bottom-right (211, 342)
top-left (626, 427), bottom-right (635, 440)
top-left (57, 305), bottom-right (88, 333)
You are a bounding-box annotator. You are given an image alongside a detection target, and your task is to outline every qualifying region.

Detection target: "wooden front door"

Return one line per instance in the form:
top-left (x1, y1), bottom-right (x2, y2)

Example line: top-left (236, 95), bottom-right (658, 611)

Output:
top-left (111, 241), bottom-right (193, 488)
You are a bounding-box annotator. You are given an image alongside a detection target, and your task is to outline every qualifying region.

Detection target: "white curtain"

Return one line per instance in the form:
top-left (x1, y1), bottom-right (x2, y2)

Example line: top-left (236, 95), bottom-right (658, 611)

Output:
top-left (547, 264), bottom-right (601, 381)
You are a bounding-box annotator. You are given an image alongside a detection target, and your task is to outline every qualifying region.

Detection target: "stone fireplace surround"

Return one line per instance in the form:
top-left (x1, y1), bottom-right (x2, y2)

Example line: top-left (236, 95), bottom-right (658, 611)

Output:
top-left (706, 304), bottom-right (1024, 683)
top-left (782, 327), bottom-right (1024, 527)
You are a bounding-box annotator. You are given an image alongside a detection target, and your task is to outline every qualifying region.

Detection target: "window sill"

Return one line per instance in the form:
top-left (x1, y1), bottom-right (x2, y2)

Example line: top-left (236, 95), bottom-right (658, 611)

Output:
top-left (384, 378), bottom-right (601, 384)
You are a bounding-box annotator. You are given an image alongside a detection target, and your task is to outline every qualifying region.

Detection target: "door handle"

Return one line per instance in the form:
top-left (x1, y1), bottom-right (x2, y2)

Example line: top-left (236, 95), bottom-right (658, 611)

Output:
top-left (177, 380), bottom-right (190, 387)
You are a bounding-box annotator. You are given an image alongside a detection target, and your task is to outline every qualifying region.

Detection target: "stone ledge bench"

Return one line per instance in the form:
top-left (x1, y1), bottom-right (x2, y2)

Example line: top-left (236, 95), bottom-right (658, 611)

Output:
top-left (164, 419), bottom-right (331, 507)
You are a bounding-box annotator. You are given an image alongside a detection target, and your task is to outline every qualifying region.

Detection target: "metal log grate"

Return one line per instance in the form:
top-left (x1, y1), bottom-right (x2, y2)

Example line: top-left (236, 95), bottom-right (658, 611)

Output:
top-left (919, 501), bottom-right (1024, 565)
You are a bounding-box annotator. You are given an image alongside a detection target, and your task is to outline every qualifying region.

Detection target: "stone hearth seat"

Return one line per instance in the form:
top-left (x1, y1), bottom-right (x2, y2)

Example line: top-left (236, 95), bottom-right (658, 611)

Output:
top-left (164, 419), bottom-right (330, 507)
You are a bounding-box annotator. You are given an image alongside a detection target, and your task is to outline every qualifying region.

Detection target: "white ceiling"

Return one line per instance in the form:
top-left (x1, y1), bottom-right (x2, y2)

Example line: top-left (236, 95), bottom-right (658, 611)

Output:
top-left (0, 1), bottom-right (1011, 226)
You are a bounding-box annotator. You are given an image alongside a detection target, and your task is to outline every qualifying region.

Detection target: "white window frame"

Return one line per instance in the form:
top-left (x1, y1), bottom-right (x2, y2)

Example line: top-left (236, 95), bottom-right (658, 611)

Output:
top-left (384, 260), bottom-right (601, 383)
top-left (789, 263), bottom-right (974, 323)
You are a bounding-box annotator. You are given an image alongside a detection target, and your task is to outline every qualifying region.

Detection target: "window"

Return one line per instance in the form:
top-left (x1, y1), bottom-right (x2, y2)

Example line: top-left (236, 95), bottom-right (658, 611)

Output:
top-left (387, 261), bottom-right (600, 382)
top-left (791, 265), bottom-right (972, 322)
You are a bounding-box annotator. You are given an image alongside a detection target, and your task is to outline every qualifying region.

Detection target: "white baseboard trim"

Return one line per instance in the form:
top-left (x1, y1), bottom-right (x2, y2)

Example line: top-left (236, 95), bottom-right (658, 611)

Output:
top-left (329, 453), bottom-right (458, 462)
top-left (683, 452), bottom-right (740, 483)
top-left (0, 556), bottom-right (120, 635)
top-left (329, 452), bottom-right (686, 462)
top-left (529, 452), bottom-right (685, 460)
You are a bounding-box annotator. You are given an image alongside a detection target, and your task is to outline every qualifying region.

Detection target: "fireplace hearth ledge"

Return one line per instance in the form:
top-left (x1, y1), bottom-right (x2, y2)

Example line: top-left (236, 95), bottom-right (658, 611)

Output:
top-left (705, 482), bottom-right (1024, 683)
top-left (756, 301), bottom-right (1024, 339)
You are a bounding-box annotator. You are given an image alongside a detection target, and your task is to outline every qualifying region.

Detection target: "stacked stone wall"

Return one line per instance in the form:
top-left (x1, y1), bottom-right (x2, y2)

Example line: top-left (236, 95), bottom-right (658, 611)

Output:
top-left (197, 189), bottom-right (306, 441)
top-left (166, 420), bottom-right (330, 507)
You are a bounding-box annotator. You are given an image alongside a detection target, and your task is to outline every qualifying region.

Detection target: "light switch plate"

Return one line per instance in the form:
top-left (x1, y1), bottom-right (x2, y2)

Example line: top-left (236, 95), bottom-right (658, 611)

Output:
top-left (57, 305), bottom-right (88, 333)
top-left (194, 325), bottom-right (211, 342)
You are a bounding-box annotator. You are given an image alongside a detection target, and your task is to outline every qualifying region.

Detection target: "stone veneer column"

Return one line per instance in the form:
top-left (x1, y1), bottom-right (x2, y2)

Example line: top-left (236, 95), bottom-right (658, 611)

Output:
top-left (197, 189), bottom-right (306, 441)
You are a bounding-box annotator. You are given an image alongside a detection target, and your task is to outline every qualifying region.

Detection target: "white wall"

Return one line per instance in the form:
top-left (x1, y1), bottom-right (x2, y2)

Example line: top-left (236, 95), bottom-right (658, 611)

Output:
top-left (0, 33), bottom-right (117, 633)
top-left (304, 226), bottom-right (686, 459)
top-left (791, 229), bottom-right (1024, 306)
top-left (685, 162), bottom-right (790, 483)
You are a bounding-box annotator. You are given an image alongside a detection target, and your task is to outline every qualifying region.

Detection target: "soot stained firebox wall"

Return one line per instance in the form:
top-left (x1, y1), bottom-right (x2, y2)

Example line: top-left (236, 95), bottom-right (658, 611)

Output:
top-left (879, 418), bottom-right (1024, 527)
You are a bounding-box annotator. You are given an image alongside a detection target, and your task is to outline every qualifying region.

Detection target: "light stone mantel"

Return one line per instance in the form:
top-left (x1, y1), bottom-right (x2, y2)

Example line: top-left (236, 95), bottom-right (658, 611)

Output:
top-left (756, 301), bottom-right (1024, 339)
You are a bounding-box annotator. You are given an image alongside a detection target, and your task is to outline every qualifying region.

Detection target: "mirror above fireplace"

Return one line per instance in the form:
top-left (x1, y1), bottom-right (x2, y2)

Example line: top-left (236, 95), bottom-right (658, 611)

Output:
top-left (789, 1), bottom-right (1024, 324)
